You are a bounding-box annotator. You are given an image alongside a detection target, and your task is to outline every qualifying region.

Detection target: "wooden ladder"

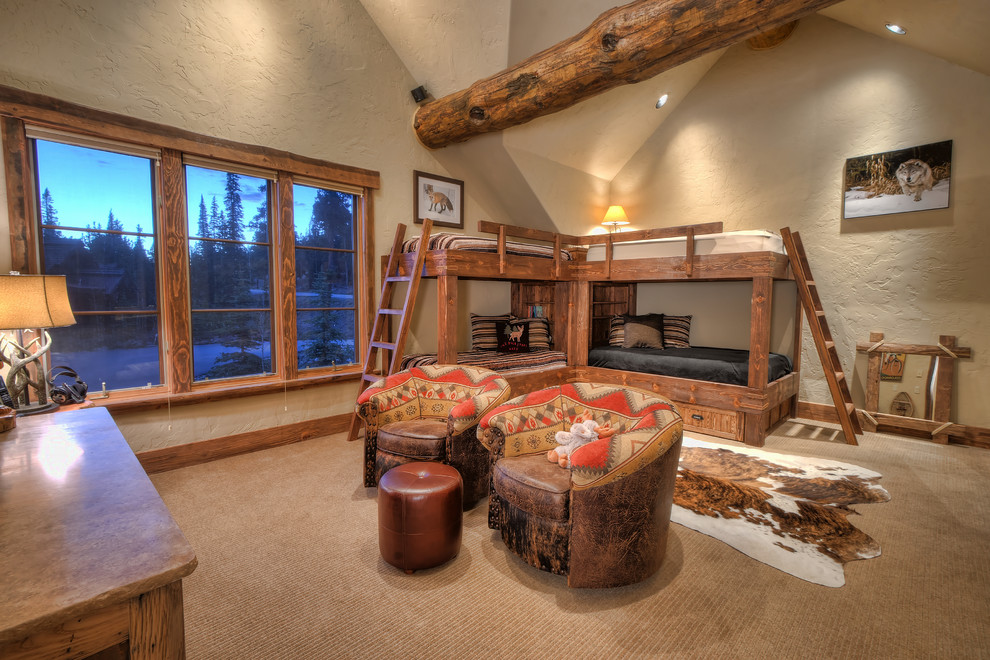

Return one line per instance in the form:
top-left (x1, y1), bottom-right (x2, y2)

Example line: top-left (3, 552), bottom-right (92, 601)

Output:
top-left (346, 219), bottom-right (432, 442)
top-left (781, 227), bottom-right (862, 446)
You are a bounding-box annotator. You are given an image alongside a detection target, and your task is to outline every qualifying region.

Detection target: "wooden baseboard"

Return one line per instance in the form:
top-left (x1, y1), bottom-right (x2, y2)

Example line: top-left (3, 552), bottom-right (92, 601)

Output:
top-left (137, 413), bottom-right (350, 474)
top-left (795, 401), bottom-right (989, 450)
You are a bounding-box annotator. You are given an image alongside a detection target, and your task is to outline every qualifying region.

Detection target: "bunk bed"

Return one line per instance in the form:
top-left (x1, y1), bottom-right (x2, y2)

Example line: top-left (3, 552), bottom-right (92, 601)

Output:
top-left (386, 220), bottom-right (801, 447)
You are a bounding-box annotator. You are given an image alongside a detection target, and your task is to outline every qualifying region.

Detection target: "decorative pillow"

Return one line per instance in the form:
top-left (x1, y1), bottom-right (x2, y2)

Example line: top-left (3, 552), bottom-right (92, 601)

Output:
top-left (495, 320), bottom-right (530, 353)
top-left (608, 315), bottom-right (625, 347)
top-left (622, 313), bottom-right (664, 349)
top-left (569, 437), bottom-right (612, 473)
top-left (470, 313), bottom-right (511, 351)
top-left (664, 314), bottom-right (692, 348)
top-left (512, 316), bottom-right (551, 350)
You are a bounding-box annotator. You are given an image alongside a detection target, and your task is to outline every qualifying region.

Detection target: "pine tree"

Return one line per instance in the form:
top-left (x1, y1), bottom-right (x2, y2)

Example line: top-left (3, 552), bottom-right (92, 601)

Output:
top-left (40, 188), bottom-right (62, 241)
top-left (204, 173), bottom-right (270, 379)
top-left (297, 190), bottom-right (356, 368)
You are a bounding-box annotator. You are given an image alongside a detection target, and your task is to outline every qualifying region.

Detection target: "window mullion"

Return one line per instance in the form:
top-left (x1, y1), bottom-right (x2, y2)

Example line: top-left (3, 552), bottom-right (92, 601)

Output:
top-left (160, 147), bottom-right (193, 393)
top-left (1, 117), bottom-right (39, 274)
top-left (277, 173), bottom-right (298, 380)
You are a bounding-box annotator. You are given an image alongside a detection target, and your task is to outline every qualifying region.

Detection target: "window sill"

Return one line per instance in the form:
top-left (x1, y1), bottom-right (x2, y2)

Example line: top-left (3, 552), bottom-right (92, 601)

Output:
top-left (93, 368), bottom-right (363, 415)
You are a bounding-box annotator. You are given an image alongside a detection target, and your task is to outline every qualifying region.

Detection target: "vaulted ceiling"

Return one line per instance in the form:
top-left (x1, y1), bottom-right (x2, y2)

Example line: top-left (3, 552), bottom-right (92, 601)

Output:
top-left (358, 0), bottom-right (989, 230)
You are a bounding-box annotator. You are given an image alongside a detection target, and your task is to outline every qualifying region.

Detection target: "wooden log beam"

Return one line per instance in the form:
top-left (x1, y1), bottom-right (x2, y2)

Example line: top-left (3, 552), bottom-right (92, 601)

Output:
top-left (747, 20), bottom-right (799, 50)
top-left (413, 0), bottom-right (842, 149)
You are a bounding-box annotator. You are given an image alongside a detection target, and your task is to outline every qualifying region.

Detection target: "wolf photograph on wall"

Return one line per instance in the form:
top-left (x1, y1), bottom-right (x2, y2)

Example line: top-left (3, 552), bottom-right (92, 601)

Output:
top-left (842, 140), bottom-right (952, 219)
top-left (414, 170), bottom-right (464, 228)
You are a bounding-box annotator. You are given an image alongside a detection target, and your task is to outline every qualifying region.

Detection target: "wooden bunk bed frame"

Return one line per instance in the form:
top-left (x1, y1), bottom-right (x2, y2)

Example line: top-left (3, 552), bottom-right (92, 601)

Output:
top-left (387, 220), bottom-right (801, 447)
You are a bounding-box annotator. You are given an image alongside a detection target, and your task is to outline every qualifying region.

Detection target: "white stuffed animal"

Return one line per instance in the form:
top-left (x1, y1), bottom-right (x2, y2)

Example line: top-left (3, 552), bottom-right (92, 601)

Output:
top-left (547, 418), bottom-right (610, 468)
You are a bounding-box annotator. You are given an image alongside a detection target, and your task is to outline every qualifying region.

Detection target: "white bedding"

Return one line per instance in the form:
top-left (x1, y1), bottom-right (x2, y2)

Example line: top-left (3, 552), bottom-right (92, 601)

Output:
top-left (585, 229), bottom-right (784, 261)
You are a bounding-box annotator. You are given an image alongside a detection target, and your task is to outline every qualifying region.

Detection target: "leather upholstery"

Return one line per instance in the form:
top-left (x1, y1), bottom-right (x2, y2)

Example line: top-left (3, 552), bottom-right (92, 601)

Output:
top-left (479, 383), bottom-right (683, 588)
top-left (378, 420), bottom-right (447, 458)
top-left (378, 462), bottom-right (462, 573)
top-left (493, 454), bottom-right (570, 522)
top-left (356, 365), bottom-right (511, 510)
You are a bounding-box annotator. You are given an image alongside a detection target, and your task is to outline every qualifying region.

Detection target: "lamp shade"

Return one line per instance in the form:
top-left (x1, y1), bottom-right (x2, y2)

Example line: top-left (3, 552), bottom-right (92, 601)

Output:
top-left (0, 274), bottom-right (76, 330)
top-left (601, 205), bottom-right (630, 226)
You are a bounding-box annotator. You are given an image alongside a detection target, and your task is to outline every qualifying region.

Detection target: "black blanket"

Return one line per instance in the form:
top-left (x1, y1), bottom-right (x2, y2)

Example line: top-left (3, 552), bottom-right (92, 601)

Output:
top-left (588, 345), bottom-right (792, 386)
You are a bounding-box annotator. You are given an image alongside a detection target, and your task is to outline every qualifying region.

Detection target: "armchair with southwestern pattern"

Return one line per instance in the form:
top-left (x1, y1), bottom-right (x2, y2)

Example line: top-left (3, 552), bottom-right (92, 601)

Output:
top-left (477, 383), bottom-right (683, 588)
top-left (356, 365), bottom-right (511, 509)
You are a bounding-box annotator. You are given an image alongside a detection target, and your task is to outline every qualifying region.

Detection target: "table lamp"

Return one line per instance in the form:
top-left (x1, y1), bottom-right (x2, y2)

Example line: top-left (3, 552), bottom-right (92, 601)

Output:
top-left (0, 273), bottom-right (76, 415)
top-left (601, 205), bottom-right (630, 233)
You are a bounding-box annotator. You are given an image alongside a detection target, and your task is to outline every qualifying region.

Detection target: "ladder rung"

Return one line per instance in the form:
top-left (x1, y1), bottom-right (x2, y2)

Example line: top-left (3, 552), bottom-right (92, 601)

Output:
top-left (379, 308), bottom-right (402, 315)
top-left (824, 340), bottom-right (835, 350)
top-left (845, 402), bottom-right (856, 415)
top-left (385, 276), bottom-right (412, 283)
top-left (815, 310), bottom-right (826, 317)
top-left (370, 341), bottom-right (397, 350)
top-left (362, 373), bottom-right (382, 383)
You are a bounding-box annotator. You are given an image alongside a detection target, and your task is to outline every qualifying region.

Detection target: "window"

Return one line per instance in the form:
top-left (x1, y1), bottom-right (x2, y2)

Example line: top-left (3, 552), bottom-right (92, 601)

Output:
top-left (186, 164), bottom-right (274, 381)
top-left (293, 182), bottom-right (358, 370)
top-left (1, 89), bottom-right (378, 404)
top-left (33, 136), bottom-right (162, 391)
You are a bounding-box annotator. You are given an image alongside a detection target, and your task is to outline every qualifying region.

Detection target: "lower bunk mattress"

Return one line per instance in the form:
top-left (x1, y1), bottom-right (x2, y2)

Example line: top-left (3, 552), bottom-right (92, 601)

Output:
top-left (400, 349), bottom-right (567, 375)
top-left (588, 345), bottom-right (792, 387)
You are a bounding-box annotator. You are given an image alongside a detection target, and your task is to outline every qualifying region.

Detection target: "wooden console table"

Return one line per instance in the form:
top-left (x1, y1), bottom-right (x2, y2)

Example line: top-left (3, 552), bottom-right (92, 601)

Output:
top-left (0, 407), bottom-right (197, 659)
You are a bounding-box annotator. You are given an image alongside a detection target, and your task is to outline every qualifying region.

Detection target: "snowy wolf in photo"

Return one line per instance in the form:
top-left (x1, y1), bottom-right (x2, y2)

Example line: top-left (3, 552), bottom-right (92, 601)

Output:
top-left (895, 159), bottom-right (934, 201)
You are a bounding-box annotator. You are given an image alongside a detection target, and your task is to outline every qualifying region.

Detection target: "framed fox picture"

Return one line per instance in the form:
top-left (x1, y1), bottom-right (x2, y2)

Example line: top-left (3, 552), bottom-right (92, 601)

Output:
top-left (414, 170), bottom-right (464, 229)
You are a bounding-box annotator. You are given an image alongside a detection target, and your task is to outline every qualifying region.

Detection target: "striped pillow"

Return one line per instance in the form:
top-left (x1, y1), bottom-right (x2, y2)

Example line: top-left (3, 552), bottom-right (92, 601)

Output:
top-left (470, 313), bottom-right (512, 351)
top-left (608, 315), bottom-right (625, 347)
top-left (664, 314), bottom-right (692, 348)
top-left (512, 316), bottom-right (551, 350)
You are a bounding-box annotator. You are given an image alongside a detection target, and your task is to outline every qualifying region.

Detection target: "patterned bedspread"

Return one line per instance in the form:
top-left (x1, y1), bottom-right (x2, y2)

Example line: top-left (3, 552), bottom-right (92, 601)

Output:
top-left (400, 349), bottom-right (568, 374)
top-left (402, 233), bottom-right (573, 261)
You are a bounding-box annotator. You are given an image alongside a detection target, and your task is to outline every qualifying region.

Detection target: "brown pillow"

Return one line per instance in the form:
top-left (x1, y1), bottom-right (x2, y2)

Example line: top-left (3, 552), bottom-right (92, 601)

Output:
top-left (622, 313), bottom-right (664, 349)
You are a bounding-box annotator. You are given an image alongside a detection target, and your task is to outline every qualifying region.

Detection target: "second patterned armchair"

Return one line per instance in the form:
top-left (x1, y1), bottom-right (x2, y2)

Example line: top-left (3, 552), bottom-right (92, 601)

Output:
top-left (356, 365), bottom-right (511, 509)
top-left (478, 383), bottom-right (683, 588)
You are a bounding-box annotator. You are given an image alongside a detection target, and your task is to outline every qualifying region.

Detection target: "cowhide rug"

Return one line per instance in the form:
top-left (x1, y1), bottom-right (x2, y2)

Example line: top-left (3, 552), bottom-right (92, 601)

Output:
top-left (672, 437), bottom-right (890, 587)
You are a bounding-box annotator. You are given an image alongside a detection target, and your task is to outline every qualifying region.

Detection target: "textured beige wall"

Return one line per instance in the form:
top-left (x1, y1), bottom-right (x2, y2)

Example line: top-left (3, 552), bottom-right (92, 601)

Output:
top-left (611, 16), bottom-right (990, 427)
top-left (0, 0), bottom-right (472, 451)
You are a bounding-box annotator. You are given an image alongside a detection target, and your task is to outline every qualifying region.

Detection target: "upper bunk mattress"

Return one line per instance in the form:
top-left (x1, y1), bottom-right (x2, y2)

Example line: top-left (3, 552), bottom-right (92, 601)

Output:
top-left (400, 349), bottom-right (567, 375)
top-left (585, 229), bottom-right (784, 261)
top-left (402, 233), bottom-right (573, 261)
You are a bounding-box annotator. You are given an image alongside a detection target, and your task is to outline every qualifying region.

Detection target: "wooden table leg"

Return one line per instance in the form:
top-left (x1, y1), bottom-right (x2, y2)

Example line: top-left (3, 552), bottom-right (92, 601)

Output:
top-left (128, 581), bottom-right (186, 660)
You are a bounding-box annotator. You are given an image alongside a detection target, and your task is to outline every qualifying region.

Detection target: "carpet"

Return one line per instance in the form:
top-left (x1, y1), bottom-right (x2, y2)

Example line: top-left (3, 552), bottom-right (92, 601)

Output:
top-left (671, 437), bottom-right (890, 587)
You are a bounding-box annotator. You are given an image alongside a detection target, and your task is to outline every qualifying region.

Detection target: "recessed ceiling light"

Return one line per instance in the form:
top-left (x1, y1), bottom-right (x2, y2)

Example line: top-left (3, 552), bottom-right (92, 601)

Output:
top-left (885, 23), bottom-right (906, 35)
top-left (655, 94), bottom-right (669, 109)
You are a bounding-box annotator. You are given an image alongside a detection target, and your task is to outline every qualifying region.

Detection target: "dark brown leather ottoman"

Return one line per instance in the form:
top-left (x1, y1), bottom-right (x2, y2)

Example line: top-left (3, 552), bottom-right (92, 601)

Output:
top-left (378, 462), bottom-right (463, 574)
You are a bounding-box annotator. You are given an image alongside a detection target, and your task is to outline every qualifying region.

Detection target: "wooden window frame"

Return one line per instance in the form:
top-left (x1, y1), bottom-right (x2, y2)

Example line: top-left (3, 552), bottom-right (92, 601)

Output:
top-left (1, 84), bottom-right (379, 411)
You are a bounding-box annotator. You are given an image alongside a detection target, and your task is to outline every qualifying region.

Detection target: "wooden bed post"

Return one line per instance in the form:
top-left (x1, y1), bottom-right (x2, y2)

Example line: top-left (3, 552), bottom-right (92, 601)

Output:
top-left (568, 280), bottom-right (591, 367)
top-left (437, 274), bottom-right (458, 364)
top-left (744, 276), bottom-right (773, 445)
top-left (748, 277), bottom-right (772, 389)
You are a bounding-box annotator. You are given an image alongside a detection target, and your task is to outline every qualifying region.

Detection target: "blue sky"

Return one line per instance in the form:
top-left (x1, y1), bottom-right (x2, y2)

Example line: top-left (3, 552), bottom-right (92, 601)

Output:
top-left (36, 138), bottom-right (328, 240)
top-left (36, 140), bottom-right (155, 234)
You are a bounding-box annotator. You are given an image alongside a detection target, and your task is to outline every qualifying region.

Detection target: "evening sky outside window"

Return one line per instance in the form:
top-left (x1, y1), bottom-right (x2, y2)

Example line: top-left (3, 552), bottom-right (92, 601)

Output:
top-left (33, 135), bottom-right (162, 391)
top-left (29, 127), bottom-right (363, 395)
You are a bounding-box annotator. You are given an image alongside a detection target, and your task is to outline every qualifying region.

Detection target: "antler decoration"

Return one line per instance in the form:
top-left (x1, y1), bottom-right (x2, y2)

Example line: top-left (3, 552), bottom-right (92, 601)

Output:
top-left (0, 331), bottom-right (53, 406)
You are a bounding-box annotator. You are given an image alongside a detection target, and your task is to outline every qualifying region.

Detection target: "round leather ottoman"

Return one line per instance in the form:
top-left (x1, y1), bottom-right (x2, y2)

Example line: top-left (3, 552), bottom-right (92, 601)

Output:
top-left (378, 462), bottom-right (463, 574)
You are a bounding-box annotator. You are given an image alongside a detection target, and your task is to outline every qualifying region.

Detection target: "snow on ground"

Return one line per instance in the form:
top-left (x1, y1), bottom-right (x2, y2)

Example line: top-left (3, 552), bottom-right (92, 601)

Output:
top-left (843, 178), bottom-right (950, 218)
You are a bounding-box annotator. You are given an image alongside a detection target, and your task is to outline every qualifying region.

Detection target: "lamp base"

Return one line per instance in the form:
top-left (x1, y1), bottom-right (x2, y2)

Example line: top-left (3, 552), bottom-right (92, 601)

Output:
top-left (1, 406), bottom-right (14, 433)
top-left (15, 401), bottom-right (60, 416)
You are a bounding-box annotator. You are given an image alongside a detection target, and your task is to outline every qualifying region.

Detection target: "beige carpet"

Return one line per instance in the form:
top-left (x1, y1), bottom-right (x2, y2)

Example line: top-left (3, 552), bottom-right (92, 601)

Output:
top-left (151, 421), bottom-right (990, 659)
